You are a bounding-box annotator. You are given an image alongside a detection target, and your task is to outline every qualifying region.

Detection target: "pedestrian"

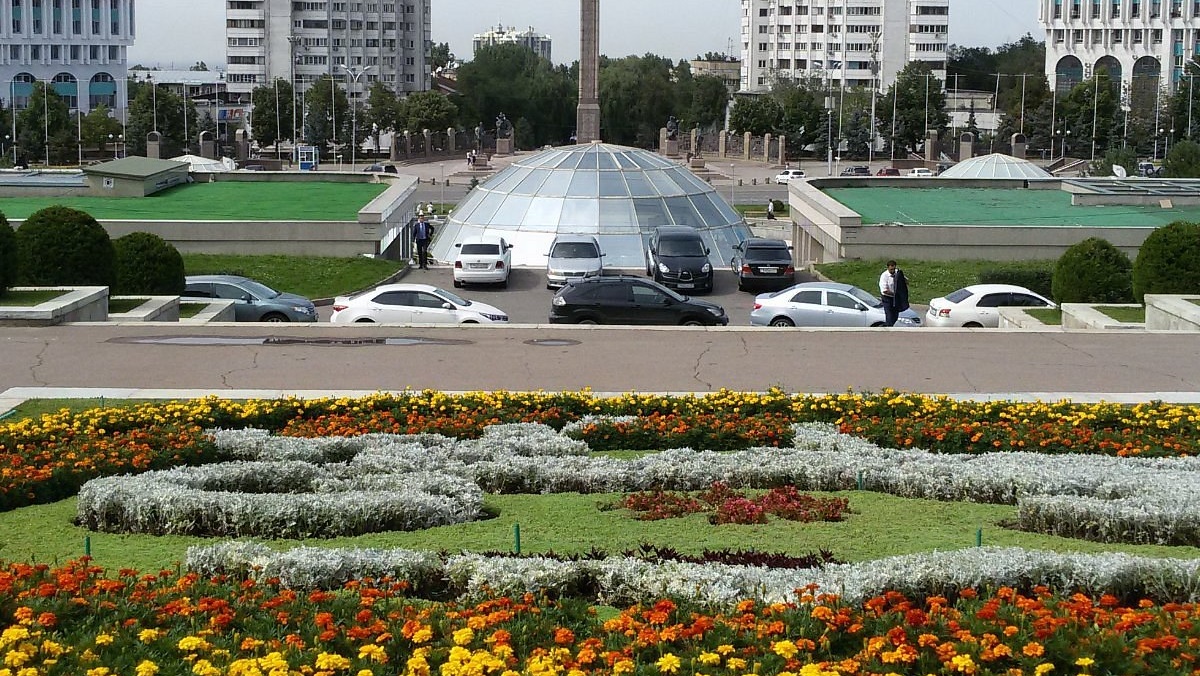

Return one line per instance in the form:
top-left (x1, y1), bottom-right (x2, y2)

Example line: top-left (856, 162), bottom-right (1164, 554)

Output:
top-left (878, 260), bottom-right (910, 327)
top-left (412, 215), bottom-right (435, 269)
top-left (466, 150), bottom-right (473, 167)
top-left (426, 201), bottom-right (435, 216)
top-left (766, 199), bottom-right (776, 220)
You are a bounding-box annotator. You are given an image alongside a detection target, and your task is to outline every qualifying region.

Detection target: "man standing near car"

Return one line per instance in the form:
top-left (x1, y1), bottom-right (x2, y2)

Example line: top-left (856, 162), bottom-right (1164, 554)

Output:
top-left (878, 260), bottom-right (910, 327)
top-left (412, 214), bottom-right (434, 269)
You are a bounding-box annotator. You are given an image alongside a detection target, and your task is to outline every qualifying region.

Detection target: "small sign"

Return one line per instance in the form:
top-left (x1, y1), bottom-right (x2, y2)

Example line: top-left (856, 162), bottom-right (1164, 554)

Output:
top-left (103, 177), bottom-right (114, 189)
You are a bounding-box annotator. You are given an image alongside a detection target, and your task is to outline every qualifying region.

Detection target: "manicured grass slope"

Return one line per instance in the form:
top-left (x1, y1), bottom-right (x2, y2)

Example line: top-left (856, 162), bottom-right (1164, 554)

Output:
top-left (0, 181), bottom-right (389, 221)
top-left (815, 258), bottom-right (1054, 305)
top-left (182, 253), bottom-right (403, 299)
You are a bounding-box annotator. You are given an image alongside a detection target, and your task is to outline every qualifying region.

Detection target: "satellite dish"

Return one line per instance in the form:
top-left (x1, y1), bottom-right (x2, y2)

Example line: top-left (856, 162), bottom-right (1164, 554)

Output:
top-left (1113, 165), bottom-right (1128, 178)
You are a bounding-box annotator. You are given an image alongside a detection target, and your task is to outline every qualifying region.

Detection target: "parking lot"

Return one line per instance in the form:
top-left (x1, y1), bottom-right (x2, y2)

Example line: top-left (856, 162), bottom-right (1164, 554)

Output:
top-left (318, 265), bottom-right (819, 325)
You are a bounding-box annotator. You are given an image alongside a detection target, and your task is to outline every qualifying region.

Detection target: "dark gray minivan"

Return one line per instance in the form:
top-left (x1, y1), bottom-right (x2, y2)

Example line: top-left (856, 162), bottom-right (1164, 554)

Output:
top-left (645, 226), bottom-right (714, 293)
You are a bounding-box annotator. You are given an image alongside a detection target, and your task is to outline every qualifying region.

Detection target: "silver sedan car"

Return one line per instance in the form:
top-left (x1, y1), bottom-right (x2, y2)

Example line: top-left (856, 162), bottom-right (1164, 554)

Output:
top-left (750, 282), bottom-right (922, 327)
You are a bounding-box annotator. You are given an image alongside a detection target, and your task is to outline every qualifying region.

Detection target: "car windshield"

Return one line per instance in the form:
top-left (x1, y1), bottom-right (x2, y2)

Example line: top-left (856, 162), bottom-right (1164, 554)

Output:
top-left (847, 286), bottom-right (881, 306)
top-left (461, 243), bottom-right (500, 255)
top-left (744, 246), bottom-right (788, 261)
top-left (241, 280), bottom-right (281, 299)
top-left (433, 288), bottom-right (470, 306)
top-left (658, 239), bottom-right (706, 256)
top-left (551, 242), bottom-right (600, 258)
top-left (944, 288), bottom-right (974, 303)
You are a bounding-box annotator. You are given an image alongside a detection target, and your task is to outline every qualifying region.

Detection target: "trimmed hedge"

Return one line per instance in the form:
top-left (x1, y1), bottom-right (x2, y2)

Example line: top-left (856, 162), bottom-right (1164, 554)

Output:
top-left (15, 205), bottom-right (115, 287)
top-left (1133, 221), bottom-right (1200, 301)
top-left (112, 231), bottom-right (185, 295)
top-left (977, 266), bottom-right (1053, 298)
top-left (1052, 237), bottom-right (1133, 303)
top-left (0, 211), bottom-right (16, 295)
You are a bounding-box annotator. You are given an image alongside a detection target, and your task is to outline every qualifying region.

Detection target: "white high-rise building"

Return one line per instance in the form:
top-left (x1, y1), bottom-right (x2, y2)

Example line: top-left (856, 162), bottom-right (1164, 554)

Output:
top-left (1, 0), bottom-right (134, 118)
top-left (1039, 0), bottom-right (1192, 98)
top-left (739, 0), bottom-right (949, 93)
top-left (224, 0), bottom-right (432, 101)
top-left (472, 25), bottom-right (553, 62)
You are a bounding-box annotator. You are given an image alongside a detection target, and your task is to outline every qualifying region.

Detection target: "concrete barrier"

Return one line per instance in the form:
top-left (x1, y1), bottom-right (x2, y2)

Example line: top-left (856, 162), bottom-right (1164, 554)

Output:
top-left (1146, 295), bottom-right (1200, 331)
top-left (0, 287), bottom-right (109, 326)
top-left (1061, 303), bottom-right (1145, 331)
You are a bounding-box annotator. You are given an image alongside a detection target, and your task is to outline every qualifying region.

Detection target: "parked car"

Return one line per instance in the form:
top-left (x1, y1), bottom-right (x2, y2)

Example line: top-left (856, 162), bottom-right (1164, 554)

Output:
top-left (925, 284), bottom-right (1055, 328)
top-left (908, 167), bottom-right (935, 178)
top-left (545, 234), bottom-right (605, 289)
top-left (453, 235), bottom-right (513, 288)
top-left (731, 238), bottom-right (795, 292)
top-left (876, 167), bottom-right (901, 176)
top-left (363, 164), bottom-right (398, 173)
top-left (182, 275), bottom-right (318, 323)
top-left (330, 283), bottom-right (508, 324)
top-left (840, 165), bottom-right (871, 177)
top-left (646, 225), bottom-right (714, 293)
top-left (774, 168), bottom-right (807, 184)
top-left (750, 282), bottom-right (922, 327)
top-left (549, 275), bottom-right (728, 326)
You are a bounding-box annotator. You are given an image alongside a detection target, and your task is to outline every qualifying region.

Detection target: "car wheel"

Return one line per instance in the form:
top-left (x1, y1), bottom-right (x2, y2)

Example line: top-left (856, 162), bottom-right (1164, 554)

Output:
top-left (453, 279), bottom-right (463, 288)
top-left (870, 322), bottom-right (885, 327)
top-left (577, 317), bottom-right (600, 325)
top-left (354, 318), bottom-right (375, 323)
top-left (499, 276), bottom-right (508, 289)
top-left (681, 318), bottom-right (705, 326)
top-left (737, 280), bottom-right (746, 292)
top-left (462, 320), bottom-right (478, 324)
top-left (769, 317), bottom-right (795, 327)
top-left (261, 312), bottom-right (289, 323)
top-left (964, 321), bottom-right (983, 328)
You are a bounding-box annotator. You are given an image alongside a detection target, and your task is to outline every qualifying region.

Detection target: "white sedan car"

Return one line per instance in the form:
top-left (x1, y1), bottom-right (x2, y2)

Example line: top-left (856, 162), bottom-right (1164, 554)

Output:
top-left (908, 167), bottom-right (934, 177)
top-left (774, 169), bottom-right (806, 184)
top-left (453, 235), bottom-right (513, 288)
top-left (925, 284), bottom-right (1055, 328)
top-left (330, 284), bottom-right (509, 324)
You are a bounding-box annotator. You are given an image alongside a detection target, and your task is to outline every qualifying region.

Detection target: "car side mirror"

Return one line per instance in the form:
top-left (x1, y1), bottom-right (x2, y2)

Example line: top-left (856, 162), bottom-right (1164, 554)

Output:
top-left (454, 243), bottom-right (462, 248)
top-left (242, 294), bottom-right (254, 302)
top-left (704, 247), bottom-right (710, 255)
top-left (857, 304), bottom-right (868, 311)
top-left (507, 244), bottom-right (514, 250)
top-left (442, 303), bottom-right (454, 310)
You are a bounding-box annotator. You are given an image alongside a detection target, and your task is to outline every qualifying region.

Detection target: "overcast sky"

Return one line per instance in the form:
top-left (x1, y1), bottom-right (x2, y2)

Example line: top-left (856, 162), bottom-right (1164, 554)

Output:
top-left (129, 0), bottom-right (1042, 70)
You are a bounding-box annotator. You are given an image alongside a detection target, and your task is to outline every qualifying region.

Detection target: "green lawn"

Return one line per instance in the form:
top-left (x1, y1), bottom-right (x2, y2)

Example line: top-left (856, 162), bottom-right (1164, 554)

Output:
top-left (815, 259), bottom-right (1054, 305)
top-left (0, 289), bottom-right (64, 306)
top-left (5, 491), bottom-right (1197, 574)
top-left (1097, 305), bottom-right (1146, 323)
top-left (0, 181), bottom-right (389, 221)
top-left (1025, 308), bottom-right (1062, 325)
top-left (182, 253), bottom-right (403, 299)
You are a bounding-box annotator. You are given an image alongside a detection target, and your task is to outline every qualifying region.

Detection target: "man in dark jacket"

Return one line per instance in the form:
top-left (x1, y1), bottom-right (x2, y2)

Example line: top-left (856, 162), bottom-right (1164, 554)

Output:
top-left (879, 260), bottom-right (910, 327)
top-left (412, 215), bottom-right (434, 269)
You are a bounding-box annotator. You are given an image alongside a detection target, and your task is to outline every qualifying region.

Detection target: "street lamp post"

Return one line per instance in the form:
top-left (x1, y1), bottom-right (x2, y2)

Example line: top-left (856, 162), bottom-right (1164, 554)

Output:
top-left (729, 163), bottom-right (735, 205)
top-left (340, 65), bottom-right (372, 170)
top-left (439, 162), bottom-right (445, 212)
top-left (42, 81), bottom-right (49, 166)
top-left (146, 73), bottom-right (157, 133)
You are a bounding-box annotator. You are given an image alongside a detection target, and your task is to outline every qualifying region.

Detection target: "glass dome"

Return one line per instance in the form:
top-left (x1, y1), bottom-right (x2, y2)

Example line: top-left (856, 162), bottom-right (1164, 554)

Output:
top-left (938, 153), bottom-right (1053, 179)
top-left (430, 143), bottom-right (753, 268)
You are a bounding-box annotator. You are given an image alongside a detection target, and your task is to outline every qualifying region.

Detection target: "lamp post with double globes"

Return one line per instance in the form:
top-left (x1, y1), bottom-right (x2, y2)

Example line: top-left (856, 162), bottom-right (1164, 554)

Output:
top-left (339, 65), bottom-right (373, 170)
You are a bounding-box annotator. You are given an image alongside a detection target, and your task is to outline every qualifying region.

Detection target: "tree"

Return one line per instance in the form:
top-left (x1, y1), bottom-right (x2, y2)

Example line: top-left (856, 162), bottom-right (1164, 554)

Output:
top-left (0, 102), bottom-right (11, 164)
top-left (430, 42), bottom-right (453, 70)
top-left (301, 76), bottom-right (349, 155)
top-left (729, 95), bottom-right (783, 136)
top-left (843, 109), bottom-right (871, 160)
top-left (1052, 237), bottom-right (1133, 303)
top-left (1163, 139), bottom-right (1200, 177)
top-left (1132, 221), bottom-right (1200, 301)
top-left (879, 62), bottom-right (950, 157)
top-left (770, 76), bottom-right (826, 155)
top-left (189, 62), bottom-right (209, 72)
top-left (599, 55), bottom-right (676, 146)
top-left (685, 75), bottom-right (730, 131)
top-left (80, 104), bottom-right (121, 153)
top-left (399, 91), bottom-right (458, 135)
top-left (1169, 58), bottom-right (1200, 140)
top-left (124, 79), bottom-right (187, 157)
top-left (1090, 146), bottom-right (1136, 177)
top-left (250, 78), bottom-right (296, 149)
top-left (15, 82), bottom-right (71, 165)
top-left (453, 43), bottom-right (575, 147)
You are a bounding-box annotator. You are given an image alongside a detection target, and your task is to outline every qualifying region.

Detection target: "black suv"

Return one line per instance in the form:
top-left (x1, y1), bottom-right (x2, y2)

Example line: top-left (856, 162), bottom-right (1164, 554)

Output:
top-left (840, 165), bottom-right (871, 176)
top-left (731, 238), bottom-right (795, 292)
top-left (549, 275), bottom-right (729, 326)
top-left (645, 226), bottom-right (714, 293)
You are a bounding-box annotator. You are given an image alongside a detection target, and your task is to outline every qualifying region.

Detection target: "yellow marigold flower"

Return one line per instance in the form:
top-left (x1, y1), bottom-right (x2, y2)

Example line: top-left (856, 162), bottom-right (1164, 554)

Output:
top-left (656, 654), bottom-right (681, 674)
top-left (86, 668), bottom-right (111, 676)
top-left (16, 668), bottom-right (38, 676)
top-left (357, 671), bottom-right (374, 676)
top-left (80, 649), bottom-right (97, 663)
top-left (314, 653), bottom-right (351, 671)
top-left (93, 634), bottom-right (114, 646)
top-left (1, 628), bottom-right (31, 647)
top-left (726, 657), bottom-right (748, 671)
top-left (452, 628), bottom-right (475, 646)
top-left (138, 629), bottom-right (163, 644)
top-left (358, 644), bottom-right (387, 663)
top-left (177, 637), bottom-right (210, 653)
top-left (773, 640), bottom-right (799, 659)
top-left (411, 628), bottom-right (433, 644)
top-left (1075, 658), bottom-right (1095, 668)
top-left (612, 659), bottom-right (635, 675)
top-left (698, 652), bottom-right (721, 666)
top-left (716, 645), bottom-right (736, 656)
top-left (950, 654), bottom-right (976, 673)
top-left (1034, 664), bottom-right (1055, 676)
top-left (192, 659), bottom-right (220, 676)
top-left (4, 652), bottom-right (30, 669)
top-left (136, 660), bottom-right (160, 676)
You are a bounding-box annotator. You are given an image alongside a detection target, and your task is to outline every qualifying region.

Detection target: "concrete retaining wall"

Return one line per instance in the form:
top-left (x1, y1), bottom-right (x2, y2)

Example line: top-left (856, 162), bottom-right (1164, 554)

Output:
top-left (0, 287), bottom-right (108, 326)
top-left (1061, 304), bottom-right (1145, 330)
top-left (1145, 295), bottom-right (1200, 331)
top-left (107, 296), bottom-right (181, 322)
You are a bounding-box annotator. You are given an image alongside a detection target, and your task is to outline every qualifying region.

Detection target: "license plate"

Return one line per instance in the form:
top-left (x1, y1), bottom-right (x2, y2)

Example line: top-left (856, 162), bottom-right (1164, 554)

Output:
top-left (678, 283), bottom-right (694, 289)
top-left (759, 267), bottom-right (778, 274)
top-left (469, 263), bottom-right (489, 269)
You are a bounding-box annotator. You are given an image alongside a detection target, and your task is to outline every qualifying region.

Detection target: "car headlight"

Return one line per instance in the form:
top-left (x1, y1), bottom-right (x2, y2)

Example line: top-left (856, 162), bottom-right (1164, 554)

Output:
top-left (657, 262), bottom-right (670, 274)
top-left (897, 316), bottom-right (920, 325)
top-left (701, 263), bottom-right (712, 273)
top-left (481, 313), bottom-right (508, 322)
top-left (552, 296), bottom-right (566, 306)
top-left (706, 306), bottom-right (724, 317)
top-left (293, 306), bottom-right (315, 315)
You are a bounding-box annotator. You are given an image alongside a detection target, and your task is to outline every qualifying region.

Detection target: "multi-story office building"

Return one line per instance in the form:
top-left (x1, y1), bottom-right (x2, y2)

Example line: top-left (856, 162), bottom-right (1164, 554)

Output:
top-left (223, 0), bottom-right (432, 103)
top-left (1, 0), bottom-right (134, 118)
top-left (739, 0), bottom-right (949, 93)
top-left (472, 24), bottom-right (553, 62)
top-left (1040, 0), bottom-right (1194, 99)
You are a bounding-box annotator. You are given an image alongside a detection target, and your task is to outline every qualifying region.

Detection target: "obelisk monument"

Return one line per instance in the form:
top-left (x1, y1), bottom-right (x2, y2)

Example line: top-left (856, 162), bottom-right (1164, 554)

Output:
top-left (577, 0), bottom-right (601, 143)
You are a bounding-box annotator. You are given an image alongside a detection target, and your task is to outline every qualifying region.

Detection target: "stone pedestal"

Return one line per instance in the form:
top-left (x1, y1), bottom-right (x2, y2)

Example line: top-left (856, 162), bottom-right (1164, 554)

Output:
top-left (663, 139), bottom-right (680, 158)
top-left (689, 157), bottom-right (706, 169)
top-left (496, 137), bottom-right (513, 156)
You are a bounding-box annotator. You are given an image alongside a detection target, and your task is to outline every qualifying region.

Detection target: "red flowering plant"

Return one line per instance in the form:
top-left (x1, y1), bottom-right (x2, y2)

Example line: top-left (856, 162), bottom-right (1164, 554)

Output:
top-left (616, 482), bottom-right (850, 525)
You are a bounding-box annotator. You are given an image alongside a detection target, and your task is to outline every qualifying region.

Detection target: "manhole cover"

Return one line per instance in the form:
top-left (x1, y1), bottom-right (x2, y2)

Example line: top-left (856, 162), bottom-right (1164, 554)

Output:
top-left (525, 339), bottom-right (581, 347)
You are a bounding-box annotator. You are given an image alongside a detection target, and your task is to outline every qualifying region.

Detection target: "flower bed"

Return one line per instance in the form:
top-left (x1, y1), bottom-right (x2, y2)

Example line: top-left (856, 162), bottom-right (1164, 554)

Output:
top-left (615, 483), bottom-right (850, 525)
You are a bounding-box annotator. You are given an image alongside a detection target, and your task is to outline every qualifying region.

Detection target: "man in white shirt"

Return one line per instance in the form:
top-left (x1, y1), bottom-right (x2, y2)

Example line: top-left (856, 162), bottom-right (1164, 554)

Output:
top-left (879, 260), bottom-right (898, 326)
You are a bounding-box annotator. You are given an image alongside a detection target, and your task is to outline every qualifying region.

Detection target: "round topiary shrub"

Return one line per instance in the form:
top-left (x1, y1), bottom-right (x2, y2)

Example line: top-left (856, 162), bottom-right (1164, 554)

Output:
top-left (1132, 220), bottom-right (1200, 302)
top-left (1051, 237), bottom-right (1133, 303)
top-left (15, 206), bottom-right (115, 287)
top-left (112, 231), bottom-right (185, 295)
top-left (0, 211), bottom-right (17, 296)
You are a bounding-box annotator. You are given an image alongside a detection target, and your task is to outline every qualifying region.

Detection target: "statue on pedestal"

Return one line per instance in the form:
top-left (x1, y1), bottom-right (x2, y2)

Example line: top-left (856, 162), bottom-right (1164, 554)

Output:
top-left (496, 113), bottom-right (513, 139)
top-left (666, 116), bottom-right (679, 141)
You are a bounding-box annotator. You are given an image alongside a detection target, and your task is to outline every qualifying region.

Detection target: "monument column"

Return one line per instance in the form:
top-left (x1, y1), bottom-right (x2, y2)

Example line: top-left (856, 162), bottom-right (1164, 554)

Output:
top-left (577, 0), bottom-right (601, 143)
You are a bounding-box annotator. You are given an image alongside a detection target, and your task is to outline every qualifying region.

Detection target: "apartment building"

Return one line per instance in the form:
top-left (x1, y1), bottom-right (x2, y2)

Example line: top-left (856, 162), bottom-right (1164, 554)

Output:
top-left (1040, 0), bottom-right (1200, 98)
top-left (739, 0), bottom-right (949, 93)
top-left (0, 0), bottom-right (134, 116)
top-left (223, 0), bottom-right (432, 101)
top-left (472, 24), bottom-right (552, 62)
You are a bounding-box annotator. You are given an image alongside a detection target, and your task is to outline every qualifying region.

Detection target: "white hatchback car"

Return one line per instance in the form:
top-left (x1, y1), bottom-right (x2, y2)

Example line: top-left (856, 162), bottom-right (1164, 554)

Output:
top-left (925, 284), bottom-right (1055, 328)
top-left (908, 167), bottom-right (934, 177)
top-left (330, 283), bottom-right (509, 324)
top-left (453, 235), bottom-right (513, 288)
top-left (774, 168), bottom-right (807, 184)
